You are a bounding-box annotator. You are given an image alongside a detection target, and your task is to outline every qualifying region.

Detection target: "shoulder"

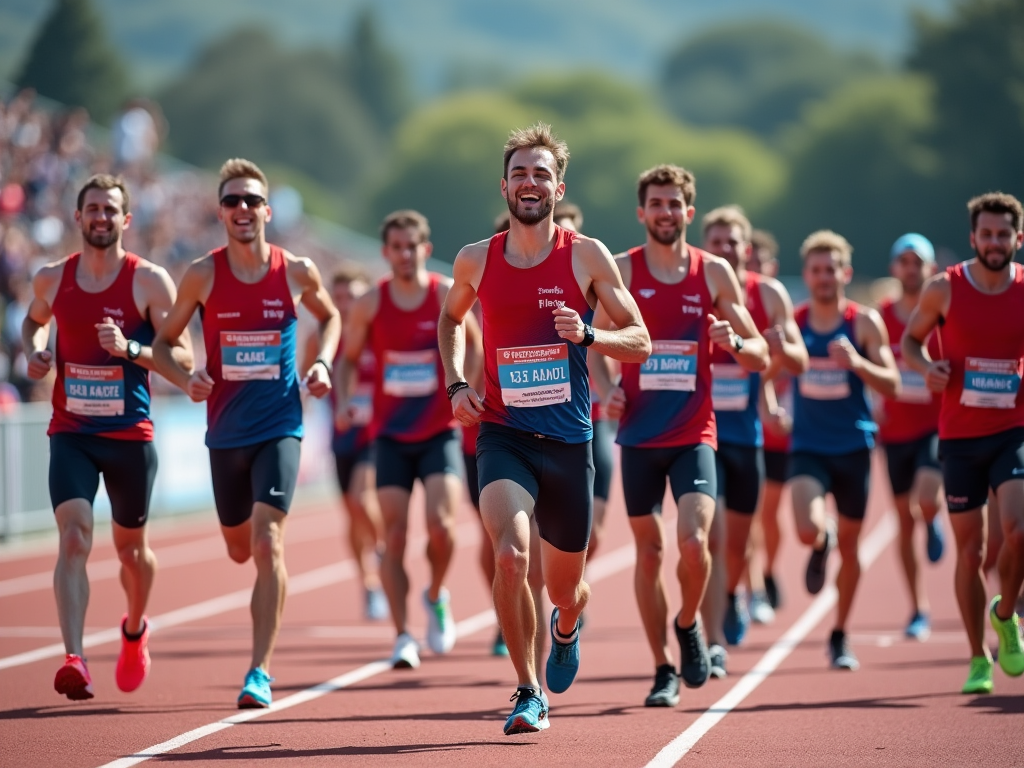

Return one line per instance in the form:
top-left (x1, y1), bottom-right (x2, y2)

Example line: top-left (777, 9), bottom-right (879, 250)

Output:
top-left (32, 257), bottom-right (70, 291)
top-left (352, 283), bottom-right (381, 321)
top-left (454, 238), bottom-right (491, 270)
top-left (613, 252), bottom-right (633, 284)
top-left (186, 252), bottom-right (216, 278)
top-left (701, 251), bottom-right (736, 283)
top-left (282, 248), bottom-right (320, 286)
top-left (853, 303), bottom-right (886, 336)
top-left (571, 233), bottom-right (612, 262)
top-left (133, 258), bottom-right (176, 296)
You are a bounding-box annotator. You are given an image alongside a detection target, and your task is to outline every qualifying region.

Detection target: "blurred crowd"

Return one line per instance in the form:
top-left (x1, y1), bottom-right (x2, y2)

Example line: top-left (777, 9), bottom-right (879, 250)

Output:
top-left (0, 89), bottom-right (354, 408)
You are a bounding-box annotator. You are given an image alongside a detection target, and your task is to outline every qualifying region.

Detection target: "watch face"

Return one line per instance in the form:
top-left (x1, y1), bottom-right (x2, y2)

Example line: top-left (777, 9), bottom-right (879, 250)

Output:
top-left (128, 340), bottom-right (141, 359)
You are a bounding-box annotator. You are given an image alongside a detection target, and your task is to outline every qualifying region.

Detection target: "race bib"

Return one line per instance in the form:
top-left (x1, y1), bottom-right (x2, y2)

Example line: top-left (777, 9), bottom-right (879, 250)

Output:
top-left (960, 357), bottom-right (1022, 409)
top-left (799, 358), bottom-right (850, 400)
top-left (65, 364), bottom-right (124, 416)
top-left (350, 383), bottom-right (373, 426)
top-left (498, 343), bottom-right (571, 407)
top-left (640, 340), bottom-right (698, 391)
top-left (897, 364), bottom-right (932, 404)
top-left (711, 364), bottom-right (750, 411)
top-left (221, 331), bottom-right (281, 381)
top-left (383, 350), bottom-right (438, 397)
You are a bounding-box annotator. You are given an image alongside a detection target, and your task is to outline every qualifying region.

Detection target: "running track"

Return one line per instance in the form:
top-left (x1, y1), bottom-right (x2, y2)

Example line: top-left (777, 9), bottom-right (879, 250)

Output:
top-left (1, 454), bottom-right (1021, 767)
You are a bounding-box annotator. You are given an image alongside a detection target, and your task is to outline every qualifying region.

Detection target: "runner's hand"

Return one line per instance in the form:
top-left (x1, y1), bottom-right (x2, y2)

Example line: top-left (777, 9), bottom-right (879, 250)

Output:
top-left (452, 386), bottom-right (484, 426)
top-left (334, 400), bottom-right (353, 433)
top-left (763, 325), bottom-right (786, 358)
top-left (304, 364), bottom-right (331, 399)
top-left (604, 385), bottom-right (627, 420)
top-left (553, 307), bottom-right (585, 344)
top-left (186, 369), bottom-right (214, 402)
top-left (828, 336), bottom-right (861, 370)
top-left (925, 360), bottom-right (951, 393)
top-left (707, 314), bottom-right (737, 352)
top-left (763, 406), bottom-right (792, 437)
top-left (95, 316), bottom-right (128, 357)
top-left (27, 349), bottom-right (53, 379)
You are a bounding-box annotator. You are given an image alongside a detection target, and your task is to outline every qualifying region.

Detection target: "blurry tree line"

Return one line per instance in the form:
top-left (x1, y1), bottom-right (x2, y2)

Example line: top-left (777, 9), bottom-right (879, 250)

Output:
top-left (16, 0), bottom-right (1024, 275)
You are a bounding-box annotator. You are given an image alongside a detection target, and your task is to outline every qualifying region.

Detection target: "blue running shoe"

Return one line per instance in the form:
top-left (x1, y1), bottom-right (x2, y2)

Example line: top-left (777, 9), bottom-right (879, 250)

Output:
top-left (492, 629), bottom-right (509, 657)
top-left (926, 518), bottom-right (944, 564)
top-left (724, 593), bottom-right (749, 645)
top-left (546, 608), bottom-right (580, 694)
top-left (905, 611), bottom-right (931, 641)
top-left (237, 667), bottom-right (273, 709)
top-left (504, 686), bottom-right (550, 735)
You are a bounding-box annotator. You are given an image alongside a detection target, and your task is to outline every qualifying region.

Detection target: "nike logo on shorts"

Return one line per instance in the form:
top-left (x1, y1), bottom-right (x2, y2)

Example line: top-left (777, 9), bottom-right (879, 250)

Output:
top-left (269, 487), bottom-right (285, 497)
top-left (694, 479), bottom-right (708, 485)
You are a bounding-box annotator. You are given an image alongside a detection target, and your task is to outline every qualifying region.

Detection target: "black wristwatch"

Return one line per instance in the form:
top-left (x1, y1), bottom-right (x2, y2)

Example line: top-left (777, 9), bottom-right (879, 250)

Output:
top-left (578, 324), bottom-right (596, 348)
top-left (126, 339), bottom-right (142, 361)
top-left (731, 334), bottom-right (744, 353)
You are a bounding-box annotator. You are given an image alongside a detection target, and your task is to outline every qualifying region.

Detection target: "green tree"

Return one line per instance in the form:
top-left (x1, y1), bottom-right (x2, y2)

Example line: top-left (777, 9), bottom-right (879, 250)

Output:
top-left (15, 0), bottom-right (129, 123)
top-left (344, 8), bottom-right (410, 133)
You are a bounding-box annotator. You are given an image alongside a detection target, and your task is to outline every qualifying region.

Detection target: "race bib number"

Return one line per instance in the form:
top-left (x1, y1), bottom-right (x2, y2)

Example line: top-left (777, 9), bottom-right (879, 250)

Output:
top-left (896, 364), bottom-right (932, 404)
top-left (221, 331), bottom-right (281, 381)
top-left (960, 357), bottom-right (1022, 409)
top-left (65, 364), bottom-right (124, 416)
top-left (498, 343), bottom-right (571, 407)
top-left (350, 383), bottom-right (373, 426)
top-left (711, 364), bottom-right (750, 411)
top-left (799, 358), bottom-right (850, 400)
top-left (640, 340), bottom-right (698, 391)
top-left (383, 350), bottom-right (438, 397)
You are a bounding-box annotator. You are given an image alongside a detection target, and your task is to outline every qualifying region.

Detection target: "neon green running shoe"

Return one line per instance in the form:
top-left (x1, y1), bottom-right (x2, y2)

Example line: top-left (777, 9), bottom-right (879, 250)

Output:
top-left (961, 655), bottom-right (994, 694)
top-left (989, 595), bottom-right (1024, 677)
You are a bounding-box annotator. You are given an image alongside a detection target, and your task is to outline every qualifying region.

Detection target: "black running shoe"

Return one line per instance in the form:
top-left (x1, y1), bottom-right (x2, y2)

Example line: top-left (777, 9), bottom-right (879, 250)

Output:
top-left (805, 522), bottom-right (836, 595)
top-left (828, 629), bottom-right (859, 671)
top-left (644, 664), bottom-right (680, 707)
top-left (764, 573), bottom-right (782, 609)
top-left (675, 617), bottom-right (710, 689)
top-left (708, 643), bottom-right (727, 679)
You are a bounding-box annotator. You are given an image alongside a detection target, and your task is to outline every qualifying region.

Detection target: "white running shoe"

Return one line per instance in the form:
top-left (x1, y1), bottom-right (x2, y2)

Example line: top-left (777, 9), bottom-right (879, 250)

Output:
top-left (423, 587), bottom-right (456, 654)
top-left (749, 592), bottom-right (776, 625)
top-left (391, 632), bottom-right (420, 669)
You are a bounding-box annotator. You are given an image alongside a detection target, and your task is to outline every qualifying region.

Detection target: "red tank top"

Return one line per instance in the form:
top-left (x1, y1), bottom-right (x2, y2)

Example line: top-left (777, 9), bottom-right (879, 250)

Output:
top-left (369, 273), bottom-right (456, 442)
top-left (617, 244), bottom-right (716, 449)
top-left (878, 298), bottom-right (941, 444)
top-left (762, 373), bottom-right (792, 452)
top-left (49, 252), bottom-right (154, 441)
top-left (937, 262), bottom-right (1024, 440)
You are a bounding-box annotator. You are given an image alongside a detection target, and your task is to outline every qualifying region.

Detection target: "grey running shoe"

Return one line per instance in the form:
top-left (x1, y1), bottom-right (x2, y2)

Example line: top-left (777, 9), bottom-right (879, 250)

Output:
top-left (708, 643), bottom-right (728, 679)
top-left (644, 664), bottom-right (680, 707)
top-left (805, 522), bottom-right (836, 595)
top-left (829, 629), bottom-right (859, 671)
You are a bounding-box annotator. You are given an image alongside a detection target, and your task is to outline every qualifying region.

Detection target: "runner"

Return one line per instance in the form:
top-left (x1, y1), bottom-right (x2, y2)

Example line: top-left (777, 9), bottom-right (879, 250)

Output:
top-left (23, 174), bottom-right (189, 700)
top-left (701, 207), bottom-right (807, 669)
top-left (902, 192), bottom-right (1024, 694)
top-left (152, 159), bottom-right (341, 707)
top-left (591, 166), bottom-right (769, 705)
top-left (336, 210), bottom-right (465, 670)
top-left (790, 230), bottom-right (900, 671)
top-left (439, 123), bottom-right (652, 734)
top-left (876, 233), bottom-right (945, 641)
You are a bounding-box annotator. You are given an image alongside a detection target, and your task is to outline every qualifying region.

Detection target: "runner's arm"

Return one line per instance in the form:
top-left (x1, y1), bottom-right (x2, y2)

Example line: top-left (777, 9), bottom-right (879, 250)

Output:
top-left (588, 254), bottom-right (629, 419)
top-left (292, 256), bottom-right (341, 398)
top-left (439, 244), bottom-right (487, 424)
top-left (706, 257), bottom-right (769, 372)
top-left (846, 308), bottom-right (900, 399)
top-left (21, 265), bottom-right (60, 380)
top-left (152, 260), bottom-right (213, 400)
top-left (901, 273), bottom-right (951, 393)
top-left (334, 288), bottom-right (375, 429)
top-left (762, 278), bottom-right (808, 376)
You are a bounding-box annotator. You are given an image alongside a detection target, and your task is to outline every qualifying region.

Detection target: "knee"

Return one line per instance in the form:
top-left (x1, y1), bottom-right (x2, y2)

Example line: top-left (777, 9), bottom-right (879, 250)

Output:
top-left (250, 531), bottom-right (281, 566)
top-left (956, 541), bottom-right (984, 573)
top-left (116, 540), bottom-right (145, 568)
top-left (678, 531), bottom-right (709, 569)
top-left (837, 533), bottom-right (860, 564)
top-left (635, 540), bottom-right (664, 578)
top-left (494, 542), bottom-right (529, 583)
top-left (1003, 520), bottom-right (1024, 553)
top-left (60, 525), bottom-right (92, 560)
top-left (546, 579), bottom-right (579, 610)
top-left (226, 540), bottom-right (250, 564)
top-left (426, 516), bottom-right (454, 541)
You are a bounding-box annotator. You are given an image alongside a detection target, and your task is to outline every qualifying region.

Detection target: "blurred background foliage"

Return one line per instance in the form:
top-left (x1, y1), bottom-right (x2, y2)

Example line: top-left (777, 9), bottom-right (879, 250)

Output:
top-left (8, 0), bottom-right (1023, 275)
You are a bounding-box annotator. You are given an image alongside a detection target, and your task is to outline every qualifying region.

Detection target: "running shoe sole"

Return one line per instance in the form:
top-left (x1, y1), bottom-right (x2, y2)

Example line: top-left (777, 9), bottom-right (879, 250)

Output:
top-left (237, 694), bottom-right (270, 709)
top-left (54, 665), bottom-right (93, 701)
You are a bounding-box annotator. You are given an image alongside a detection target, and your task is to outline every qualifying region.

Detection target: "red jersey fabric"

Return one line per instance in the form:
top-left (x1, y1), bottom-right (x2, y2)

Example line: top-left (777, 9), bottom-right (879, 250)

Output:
top-left (878, 298), bottom-right (942, 444)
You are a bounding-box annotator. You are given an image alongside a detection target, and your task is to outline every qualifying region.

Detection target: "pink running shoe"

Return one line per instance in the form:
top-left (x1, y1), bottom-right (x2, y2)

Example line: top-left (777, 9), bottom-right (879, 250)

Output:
top-left (115, 615), bottom-right (151, 692)
top-left (54, 654), bottom-right (94, 700)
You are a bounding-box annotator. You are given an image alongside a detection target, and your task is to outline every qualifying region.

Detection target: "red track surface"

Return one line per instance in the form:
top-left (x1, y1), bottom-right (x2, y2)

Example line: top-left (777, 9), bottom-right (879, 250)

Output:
top-left (1, 455), bottom-right (1021, 767)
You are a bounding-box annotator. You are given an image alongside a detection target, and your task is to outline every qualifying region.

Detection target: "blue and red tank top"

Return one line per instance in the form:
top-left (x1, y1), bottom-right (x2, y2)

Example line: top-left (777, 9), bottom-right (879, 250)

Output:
top-left (878, 298), bottom-right (941, 444)
top-left (791, 301), bottom-right (875, 454)
top-left (48, 252), bottom-right (154, 440)
top-left (711, 270), bottom-right (770, 448)
top-left (368, 273), bottom-right (456, 443)
top-left (937, 262), bottom-right (1024, 441)
top-left (201, 245), bottom-right (302, 449)
top-left (332, 341), bottom-right (375, 455)
top-left (477, 226), bottom-right (592, 443)
top-left (617, 244), bottom-right (716, 449)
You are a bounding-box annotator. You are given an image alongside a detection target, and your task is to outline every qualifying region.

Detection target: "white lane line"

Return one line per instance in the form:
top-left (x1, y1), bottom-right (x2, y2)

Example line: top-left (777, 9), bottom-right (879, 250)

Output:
top-left (96, 541), bottom-right (640, 768)
top-left (645, 513), bottom-right (898, 768)
top-left (0, 520), bottom-right (482, 671)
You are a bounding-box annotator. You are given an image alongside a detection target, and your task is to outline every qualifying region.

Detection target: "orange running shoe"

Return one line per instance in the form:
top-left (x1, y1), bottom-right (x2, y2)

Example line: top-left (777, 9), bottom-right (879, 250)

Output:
top-left (115, 615), bottom-right (151, 693)
top-left (54, 654), bottom-right (94, 700)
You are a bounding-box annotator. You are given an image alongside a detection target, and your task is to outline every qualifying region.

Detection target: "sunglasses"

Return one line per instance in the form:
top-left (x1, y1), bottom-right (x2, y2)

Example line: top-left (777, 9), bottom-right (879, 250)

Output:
top-left (219, 194), bottom-right (266, 208)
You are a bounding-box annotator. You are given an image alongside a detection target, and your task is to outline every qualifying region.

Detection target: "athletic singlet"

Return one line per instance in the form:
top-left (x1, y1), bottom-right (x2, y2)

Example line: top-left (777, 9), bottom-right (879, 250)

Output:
top-left (878, 298), bottom-right (941, 444)
top-left (477, 226), bottom-right (591, 443)
top-left (762, 373), bottom-right (792, 453)
top-left (617, 244), bottom-right (716, 449)
top-left (332, 343), bottom-right (374, 455)
top-left (201, 245), bottom-right (302, 449)
top-left (710, 270), bottom-right (769, 447)
top-left (368, 273), bottom-right (456, 443)
top-left (937, 262), bottom-right (1024, 440)
top-left (791, 301), bottom-right (875, 454)
top-left (48, 252), bottom-right (154, 440)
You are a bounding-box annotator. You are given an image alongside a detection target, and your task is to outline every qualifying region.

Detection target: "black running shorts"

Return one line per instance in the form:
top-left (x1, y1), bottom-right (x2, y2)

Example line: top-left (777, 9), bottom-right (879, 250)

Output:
top-left (621, 442), bottom-right (717, 518)
top-left (788, 449), bottom-right (871, 521)
top-left (883, 432), bottom-right (940, 497)
top-left (375, 429), bottom-right (461, 491)
top-left (764, 449), bottom-right (789, 485)
top-left (334, 443), bottom-right (374, 495)
top-left (463, 450), bottom-right (481, 511)
top-left (592, 419), bottom-right (614, 502)
top-left (209, 436), bottom-right (301, 527)
top-left (48, 433), bottom-right (158, 529)
top-left (476, 422), bottom-right (593, 553)
top-left (940, 426), bottom-right (1024, 513)
top-left (715, 441), bottom-right (765, 515)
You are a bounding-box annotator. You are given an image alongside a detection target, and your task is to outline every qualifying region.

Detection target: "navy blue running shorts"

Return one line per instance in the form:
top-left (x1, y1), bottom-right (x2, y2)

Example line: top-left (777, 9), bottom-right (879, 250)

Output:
top-left (940, 427), bottom-right (1024, 512)
top-left (883, 432), bottom-right (939, 497)
top-left (715, 441), bottom-right (764, 515)
top-left (621, 442), bottom-right (717, 518)
top-left (209, 436), bottom-right (301, 527)
top-left (375, 429), bottom-right (461, 491)
top-left (788, 448), bottom-right (871, 521)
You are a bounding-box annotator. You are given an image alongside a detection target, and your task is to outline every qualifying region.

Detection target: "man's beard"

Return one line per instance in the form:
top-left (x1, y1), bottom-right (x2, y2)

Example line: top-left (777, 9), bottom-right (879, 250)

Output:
top-left (975, 245), bottom-right (1015, 272)
top-left (508, 194), bottom-right (554, 226)
top-left (83, 227), bottom-right (118, 249)
top-left (229, 228), bottom-right (258, 244)
top-left (647, 221), bottom-right (682, 246)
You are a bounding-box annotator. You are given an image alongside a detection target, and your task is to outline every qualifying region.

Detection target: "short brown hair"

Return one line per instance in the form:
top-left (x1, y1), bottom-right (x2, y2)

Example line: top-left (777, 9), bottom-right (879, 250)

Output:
top-left (800, 229), bottom-right (853, 267)
top-left (503, 123), bottom-right (570, 183)
top-left (968, 192), bottom-right (1023, 233)
top-left (380, 209), bottom-right (430, 244)
top-left (751, 229), bottom-right (779, 260)
top-left (331, 262), bottom-right (370, 287)
top-left (637, 164), bottom-right (696, 208)
top-left (701, 205), bottom-right (751, 243)
top-left (218, 158), bottom-right (268, 197)
top-left (554, 201), bottom-right (584, 231)
top-left (77, 174), bottom-right (129, 213)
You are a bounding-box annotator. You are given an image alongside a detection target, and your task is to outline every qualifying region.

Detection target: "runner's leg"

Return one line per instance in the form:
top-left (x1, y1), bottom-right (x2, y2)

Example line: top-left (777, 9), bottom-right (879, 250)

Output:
top-left (249, 503), bottom-right (288, 672)
top-left (54, 500), bottom-right (93, 657)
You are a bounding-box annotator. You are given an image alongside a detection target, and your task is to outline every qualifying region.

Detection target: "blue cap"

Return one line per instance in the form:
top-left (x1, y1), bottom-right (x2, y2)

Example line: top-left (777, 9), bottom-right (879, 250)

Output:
top-left (890, 233), bottom-right (934, 263)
